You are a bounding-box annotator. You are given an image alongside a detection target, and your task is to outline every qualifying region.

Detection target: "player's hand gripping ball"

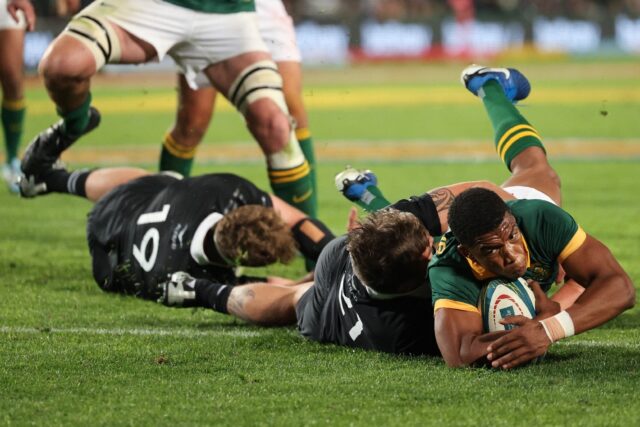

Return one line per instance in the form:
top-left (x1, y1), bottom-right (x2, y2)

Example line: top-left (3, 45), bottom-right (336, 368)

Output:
top-left (479, 277), bottom-right (536, 332)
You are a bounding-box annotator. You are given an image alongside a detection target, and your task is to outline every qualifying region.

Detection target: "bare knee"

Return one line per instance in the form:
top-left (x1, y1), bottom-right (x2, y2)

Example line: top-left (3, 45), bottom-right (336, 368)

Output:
top-left (246, 100), bottom-right (291, 154)
top-left (39, 44), bottom-right (96, 90)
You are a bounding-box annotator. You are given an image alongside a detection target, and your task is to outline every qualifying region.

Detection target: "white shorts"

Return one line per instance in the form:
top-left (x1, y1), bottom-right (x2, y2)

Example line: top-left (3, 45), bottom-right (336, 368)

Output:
top-left (503, 186), bottom-right (557, 205)
top-left (188, 0), bottom-right (300, 89)
top-left (77, 0), bottom-right (268, 78)
top-left (256, 0), bottom-right (301, 63)
top-left (0, 0), bottom-right (26, 30)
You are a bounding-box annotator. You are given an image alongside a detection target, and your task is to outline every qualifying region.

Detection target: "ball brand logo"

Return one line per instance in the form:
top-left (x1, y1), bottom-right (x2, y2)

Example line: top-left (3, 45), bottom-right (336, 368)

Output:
top-left (499, 306), bottom-right (516, 330)
top-left (491, 294), bottom-right (527, 331)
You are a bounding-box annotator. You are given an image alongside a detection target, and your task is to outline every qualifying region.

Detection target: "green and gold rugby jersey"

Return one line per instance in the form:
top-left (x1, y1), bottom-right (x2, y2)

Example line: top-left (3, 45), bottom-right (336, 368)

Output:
top-left (428, 199), bottom-right (587, 314)
top-left (163, 0), bottom-right (255, 13)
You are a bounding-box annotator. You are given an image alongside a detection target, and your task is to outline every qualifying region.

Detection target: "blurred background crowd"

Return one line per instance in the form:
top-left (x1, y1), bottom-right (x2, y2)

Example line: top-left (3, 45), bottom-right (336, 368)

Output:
top-left (21, 0), bottom-right (640, 68)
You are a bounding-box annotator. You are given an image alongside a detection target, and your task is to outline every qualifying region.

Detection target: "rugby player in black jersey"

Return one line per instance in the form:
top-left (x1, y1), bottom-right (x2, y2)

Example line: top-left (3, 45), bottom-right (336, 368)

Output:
top-left (18, 143), bottom-right (333, 305)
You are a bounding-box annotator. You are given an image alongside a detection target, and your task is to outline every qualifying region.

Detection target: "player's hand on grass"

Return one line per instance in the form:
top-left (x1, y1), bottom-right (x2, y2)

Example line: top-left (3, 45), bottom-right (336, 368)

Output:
top-left (7, 0), bottom-right (36, 31)
top-left (527, 279), bottom-right (561, 320)
top-left (486, 317), bottom-right (551, 370)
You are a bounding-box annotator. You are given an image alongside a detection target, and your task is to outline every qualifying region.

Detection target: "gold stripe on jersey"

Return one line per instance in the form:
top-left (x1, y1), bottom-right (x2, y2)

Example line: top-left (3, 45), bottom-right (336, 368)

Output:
top-left (434, 299), bottom-right (480, 314)
top-left (163, 133), bottom-right (196, 159)
top-left (558, 226), bottom-right (587, 263)
top-left (499, 131), bottom-right (540, 162)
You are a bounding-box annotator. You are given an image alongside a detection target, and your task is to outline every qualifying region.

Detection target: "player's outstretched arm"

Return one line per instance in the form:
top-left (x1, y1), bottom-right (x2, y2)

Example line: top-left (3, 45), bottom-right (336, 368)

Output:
top-left (486, 235), bottom-right (635, 369)
top-left (426, 181), bottom-right (515, 234)
top-left (558, 235), bottom-right (635, 332)
top-left (434, 308), bottom-right (508, 367)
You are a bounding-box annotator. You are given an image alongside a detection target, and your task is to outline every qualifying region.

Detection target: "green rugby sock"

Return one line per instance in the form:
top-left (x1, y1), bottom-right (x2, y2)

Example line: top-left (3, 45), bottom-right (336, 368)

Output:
top-left (296, 128), bottom-right (318, 217)
top-left (58, 93), bottom-right (92, 138)
top-left (159, 133), bottom-right (195, 177)
top-left (354, 186), bottom-right (391, 212)
top-left (1, 98), bottom-right (26, 162)
top-left (269, 161), bottom-right (316, 217)
top-left (480, 80), bottom-right (545, 171)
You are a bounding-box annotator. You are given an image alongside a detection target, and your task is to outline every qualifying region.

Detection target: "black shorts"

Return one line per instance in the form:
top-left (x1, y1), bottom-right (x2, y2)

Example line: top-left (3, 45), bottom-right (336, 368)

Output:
top-left (86, 174), bottom-right (176, 293)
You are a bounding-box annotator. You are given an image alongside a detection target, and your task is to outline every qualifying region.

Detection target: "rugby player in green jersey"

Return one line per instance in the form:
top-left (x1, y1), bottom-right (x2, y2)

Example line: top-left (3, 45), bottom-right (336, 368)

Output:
top-left (427, 66), bottom-right (635, 369)
top-left (341, 65), bottom-right (635, 367)
top-left (9, 0), bottom-right (313, 212)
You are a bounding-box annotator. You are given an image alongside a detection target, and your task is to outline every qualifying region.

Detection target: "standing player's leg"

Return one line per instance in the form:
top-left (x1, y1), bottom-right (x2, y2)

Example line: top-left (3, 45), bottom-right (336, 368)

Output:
top-left (203, 52), bottom-right (315, 217)
top-left (0, 18), bottom-right (26, 192)
top-left (278, 60), bottom-right (318, 217)
top-left (21, 2), bottom-right (159, 181)
top-left (160, 271), bottom-right (312, 326)
top-left (159, 75), bottom-right (216, 177)
top-left (255, 0), bottom-right (318, 217)
top-left (460, 65), bottom-right (561, 205)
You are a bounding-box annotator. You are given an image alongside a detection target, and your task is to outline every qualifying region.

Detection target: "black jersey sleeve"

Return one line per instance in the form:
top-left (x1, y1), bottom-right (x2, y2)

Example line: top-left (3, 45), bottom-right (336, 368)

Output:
top-left (390, 193), bottom-right (441, 236)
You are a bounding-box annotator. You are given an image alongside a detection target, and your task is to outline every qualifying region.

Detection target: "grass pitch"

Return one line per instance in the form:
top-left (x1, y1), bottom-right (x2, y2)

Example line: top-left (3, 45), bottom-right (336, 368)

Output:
top-left (1, 60), bottom-right (639, 426)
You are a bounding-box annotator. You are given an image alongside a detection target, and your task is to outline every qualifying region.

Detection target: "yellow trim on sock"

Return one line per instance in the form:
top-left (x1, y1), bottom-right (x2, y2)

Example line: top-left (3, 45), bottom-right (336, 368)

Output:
top-left (268, 161), bottom-right (310, 177)
top-left (499, 131), bottom-right (540, 162)
top-left (269, 163), bottom-right (311, 184)
top-left (2, 98), bottom-right (26, 110)
top-left (295, 127), bottom-right (311, 141)
top-left (163, 133), bottom-right (196, 159)
top-left (270, 169), bottom-right (311, 184)
top-left (496, 124), bottom-right (537, 154)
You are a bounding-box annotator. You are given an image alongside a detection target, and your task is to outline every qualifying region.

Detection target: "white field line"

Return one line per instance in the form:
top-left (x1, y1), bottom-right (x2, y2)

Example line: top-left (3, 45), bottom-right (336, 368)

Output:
top-left (1, 326), bottom-right (638, 349)
top-left (0, 326), bottom-right (260, 338)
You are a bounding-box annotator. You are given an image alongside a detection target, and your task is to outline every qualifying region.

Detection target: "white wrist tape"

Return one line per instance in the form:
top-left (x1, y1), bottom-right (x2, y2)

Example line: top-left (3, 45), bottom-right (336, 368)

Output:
top-left (539, 310), bottom-right (575, 343)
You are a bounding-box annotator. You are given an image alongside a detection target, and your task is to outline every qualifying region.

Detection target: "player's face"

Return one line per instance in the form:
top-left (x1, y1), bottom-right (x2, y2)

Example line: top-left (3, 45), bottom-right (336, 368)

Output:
top-left (466, 212), bottom-right (528, 279)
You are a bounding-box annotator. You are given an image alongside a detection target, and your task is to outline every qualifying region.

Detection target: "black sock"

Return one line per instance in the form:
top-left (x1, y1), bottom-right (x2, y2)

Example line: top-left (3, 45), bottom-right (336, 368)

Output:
top-left (45, 169), bottom-right (92, 197)
top-left (195, 279), bottom-right (232, 314)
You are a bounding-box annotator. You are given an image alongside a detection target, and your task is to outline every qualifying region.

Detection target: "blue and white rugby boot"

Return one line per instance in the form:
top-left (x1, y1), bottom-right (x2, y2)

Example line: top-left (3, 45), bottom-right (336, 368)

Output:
top-left (460, 65), bottom-right (531, 103)
top-left (334, 167), bottom-right (378, 201)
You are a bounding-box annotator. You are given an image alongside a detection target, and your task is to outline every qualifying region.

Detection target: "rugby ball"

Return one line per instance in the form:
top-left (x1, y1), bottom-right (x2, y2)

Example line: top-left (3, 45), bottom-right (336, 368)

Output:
top-left (479, 278), bottom-right (536, 333)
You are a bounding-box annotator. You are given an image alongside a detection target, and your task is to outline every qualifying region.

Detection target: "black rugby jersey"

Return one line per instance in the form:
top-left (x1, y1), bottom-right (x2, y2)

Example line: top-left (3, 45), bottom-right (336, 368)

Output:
top-left (87, 173), bottom-right (270, 298)
top-left (297, 237), bottom-right (439, 356)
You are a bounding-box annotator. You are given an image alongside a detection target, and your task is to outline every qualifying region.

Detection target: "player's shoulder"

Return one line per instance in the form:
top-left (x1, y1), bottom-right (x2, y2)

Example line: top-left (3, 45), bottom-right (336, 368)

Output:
top-left (430, 232), bottom-right (463, 267)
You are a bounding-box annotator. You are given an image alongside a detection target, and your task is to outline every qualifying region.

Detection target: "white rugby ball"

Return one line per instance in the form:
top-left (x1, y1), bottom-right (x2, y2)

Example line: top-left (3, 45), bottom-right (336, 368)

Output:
top-left (479, 278), bottom-right (536, 333)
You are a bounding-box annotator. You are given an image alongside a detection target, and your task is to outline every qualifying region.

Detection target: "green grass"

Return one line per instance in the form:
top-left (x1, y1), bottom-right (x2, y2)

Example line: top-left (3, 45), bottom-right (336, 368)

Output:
top-left (1, 60), bottom-right (640, 425)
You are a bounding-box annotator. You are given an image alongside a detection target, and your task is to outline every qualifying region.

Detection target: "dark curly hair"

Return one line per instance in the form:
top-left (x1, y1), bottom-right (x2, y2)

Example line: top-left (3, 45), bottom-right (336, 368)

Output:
top-left (448, 188), bottom-right (509, 246)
